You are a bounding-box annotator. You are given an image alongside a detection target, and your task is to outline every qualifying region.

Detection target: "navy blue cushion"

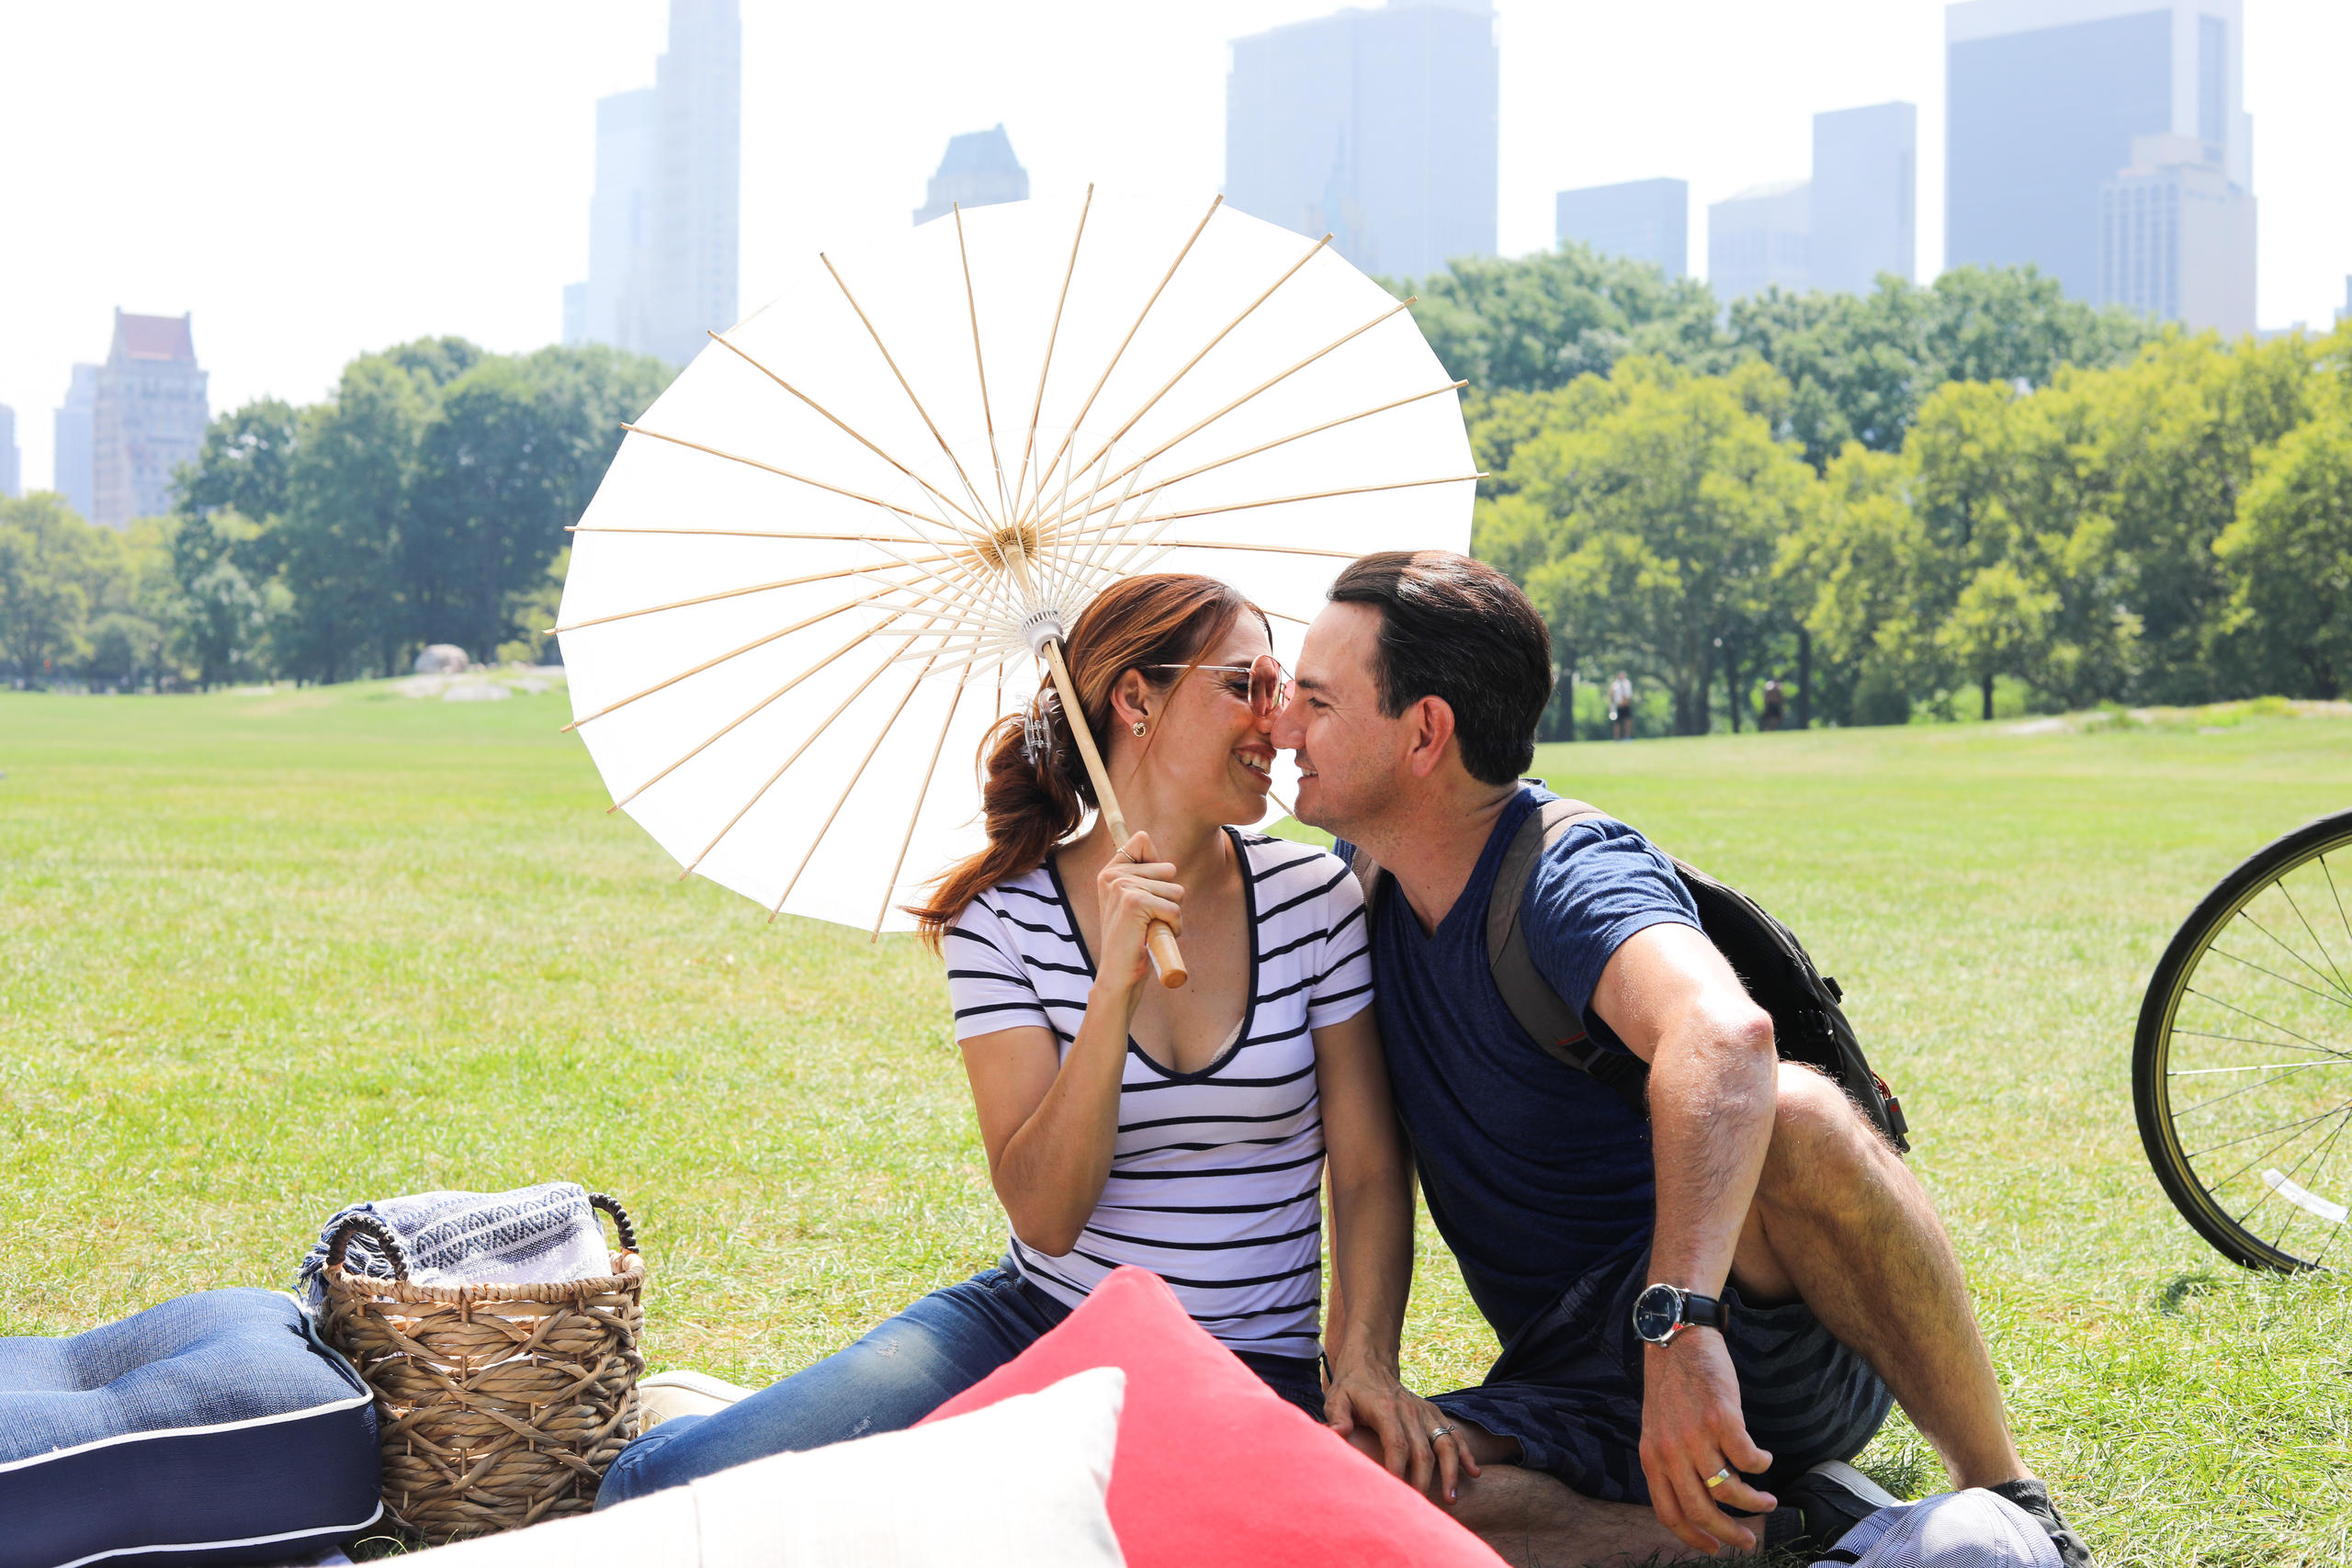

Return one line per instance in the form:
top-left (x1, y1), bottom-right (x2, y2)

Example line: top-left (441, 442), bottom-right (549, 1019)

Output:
top-left (0, 1288), bottom-right (379, 1568)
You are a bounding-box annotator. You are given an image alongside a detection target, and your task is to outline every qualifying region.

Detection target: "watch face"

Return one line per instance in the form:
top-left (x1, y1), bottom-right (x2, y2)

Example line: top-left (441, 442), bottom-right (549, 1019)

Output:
top-left (1633, 1283), bottom-right (1683, 1343)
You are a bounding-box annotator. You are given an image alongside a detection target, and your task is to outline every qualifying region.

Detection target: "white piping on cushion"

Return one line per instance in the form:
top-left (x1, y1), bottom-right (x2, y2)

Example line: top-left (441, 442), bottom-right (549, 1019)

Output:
top-left (0, 1299), bottom-right (376, 1474)
top-left (47, 1501), bottom-right (385, 1568)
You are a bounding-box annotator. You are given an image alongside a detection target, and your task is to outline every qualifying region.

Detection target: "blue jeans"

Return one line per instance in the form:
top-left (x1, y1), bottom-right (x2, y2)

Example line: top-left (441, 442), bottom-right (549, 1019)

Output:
top-left (598, 1262), bottom-right (1325, 1506)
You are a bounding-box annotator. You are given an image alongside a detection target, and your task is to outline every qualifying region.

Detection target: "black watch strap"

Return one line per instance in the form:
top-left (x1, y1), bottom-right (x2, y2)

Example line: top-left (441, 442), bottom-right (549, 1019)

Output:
top-left (1680, 1290), bottom-right (1727, 1332)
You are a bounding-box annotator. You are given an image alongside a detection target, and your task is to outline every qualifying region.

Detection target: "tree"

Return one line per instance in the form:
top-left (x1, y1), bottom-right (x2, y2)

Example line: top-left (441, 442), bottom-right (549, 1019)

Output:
top-left (175, 398), bottom-right (300, 525)
top-left (1776, 446), bottom-right (1939, 726)
top-left (1396, 244), bottom-right (1727, 394)
top-left (1728, 266), bottom-right (2156, 474)
top-left (276, 354), bottom-right (437, 682)
top-left (1482, 358), bottom-right (1812, 734)
top-left (2214, 378), bottom-right (2352, 698)
top-left (0, 493), bottom-right (118, 685)
top-left (402, 345), bottom-right (668, 663)
top-left (168, 510), bottom-right (282, 688)
top-left (0, 529), bottom-right (88, 684)
top-left (1937, 561), bottom-right (2059, 719)
top-left (2048, 332), bottom-right (2317, 703)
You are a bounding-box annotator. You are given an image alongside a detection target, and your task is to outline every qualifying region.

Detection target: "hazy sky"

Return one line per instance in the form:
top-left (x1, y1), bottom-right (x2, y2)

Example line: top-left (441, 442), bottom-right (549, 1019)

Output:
top-left (4, 1), bottom-right (2346, 494)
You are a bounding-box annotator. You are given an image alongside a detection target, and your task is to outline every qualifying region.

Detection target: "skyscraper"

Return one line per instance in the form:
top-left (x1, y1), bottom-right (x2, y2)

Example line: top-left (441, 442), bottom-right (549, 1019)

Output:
top-left (1226, 0), bottom-right (1498, 280)
top-left (913, 126), bottom-right (1029, 226)
top-left (54, 365), bottom-right (96, 520)
top-left (563, 0), bottom-right (740, 368)
top-left (567, 88), bottom-right (661, 355)
top-left (1810, 103), bottom-right (1916, 295)
top-left (1555, 178), bottom-right (1688, 280)
top-left (1946, 0), bottom-right (2252, 310)
top-left (92, 310), bottom-right (209, 527)
top-left (0, 405), bottom-right (18, 501)
top-left (2099, 134), bottom-right (2256, 334)
top-left (1708, 182), bottom-right (1811, 302)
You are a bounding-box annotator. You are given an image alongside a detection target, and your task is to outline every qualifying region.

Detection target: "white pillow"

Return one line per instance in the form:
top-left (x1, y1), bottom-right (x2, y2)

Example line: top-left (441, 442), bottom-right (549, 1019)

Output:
top-left (413, 1365), bottom-right (1127, 1568)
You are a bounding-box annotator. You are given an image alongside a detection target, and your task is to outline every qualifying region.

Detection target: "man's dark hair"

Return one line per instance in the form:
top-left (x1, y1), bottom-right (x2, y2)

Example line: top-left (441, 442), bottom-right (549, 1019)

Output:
top-left (1328, 550), bottom-right (1554, 785)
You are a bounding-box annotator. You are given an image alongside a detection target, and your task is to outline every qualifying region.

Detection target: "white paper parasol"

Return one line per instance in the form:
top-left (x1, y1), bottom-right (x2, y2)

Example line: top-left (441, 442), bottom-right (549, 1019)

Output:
top-left (555, 192), bottom-right (1475, 945)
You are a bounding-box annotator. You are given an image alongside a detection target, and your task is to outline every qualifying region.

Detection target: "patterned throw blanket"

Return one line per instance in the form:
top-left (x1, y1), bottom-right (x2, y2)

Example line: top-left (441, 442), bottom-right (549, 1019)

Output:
top-left (294, 1180), bottom-right (613, 1308)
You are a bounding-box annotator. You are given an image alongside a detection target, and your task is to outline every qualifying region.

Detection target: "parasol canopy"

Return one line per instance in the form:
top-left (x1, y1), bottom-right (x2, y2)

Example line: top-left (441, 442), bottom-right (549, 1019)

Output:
top-left (555, 192), bottom-right (1475, 935)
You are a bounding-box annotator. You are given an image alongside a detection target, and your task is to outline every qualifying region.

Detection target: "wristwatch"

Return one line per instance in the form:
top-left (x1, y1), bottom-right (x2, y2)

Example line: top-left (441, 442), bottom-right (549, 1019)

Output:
top-left (1632, 1281), bottom-right (1729, 1347)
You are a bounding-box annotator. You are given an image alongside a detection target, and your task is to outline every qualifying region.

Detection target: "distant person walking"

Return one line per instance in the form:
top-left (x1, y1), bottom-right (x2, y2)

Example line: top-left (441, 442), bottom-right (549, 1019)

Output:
top-left (1609, 672), bottom-right (1634, 742)
top-left (1761, 676), bottom-right (1786, 732)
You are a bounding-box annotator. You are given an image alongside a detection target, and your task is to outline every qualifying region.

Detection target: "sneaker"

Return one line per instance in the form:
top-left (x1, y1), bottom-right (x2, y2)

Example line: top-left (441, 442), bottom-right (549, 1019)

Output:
top-left (1772, 1460), bottom-right (1904, 1553)
top-left (1984, 1477), bottom-right (2092, 1567)
top-left (637, 1369), bottom-right (752, 1428)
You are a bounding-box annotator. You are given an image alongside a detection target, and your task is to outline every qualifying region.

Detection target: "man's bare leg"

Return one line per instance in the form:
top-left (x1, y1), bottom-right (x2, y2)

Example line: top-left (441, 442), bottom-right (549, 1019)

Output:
top-left (1348, 1421), bottom-right (1695, 1567)
top-left (1734, 1065), bottom-right (2026, 1490)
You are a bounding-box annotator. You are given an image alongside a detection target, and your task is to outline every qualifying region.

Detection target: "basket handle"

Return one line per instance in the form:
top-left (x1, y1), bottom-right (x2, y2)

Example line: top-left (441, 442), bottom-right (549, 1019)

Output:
top-left (589, 1192), bottom-right (639, 1254)
top-left (324, 1212), bottom-right (412, 1281)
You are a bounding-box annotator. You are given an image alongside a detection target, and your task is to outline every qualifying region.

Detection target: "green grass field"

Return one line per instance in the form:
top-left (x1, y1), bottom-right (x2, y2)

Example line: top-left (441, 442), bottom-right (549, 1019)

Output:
top-left (5, 682), bottom-right (2349, 1564)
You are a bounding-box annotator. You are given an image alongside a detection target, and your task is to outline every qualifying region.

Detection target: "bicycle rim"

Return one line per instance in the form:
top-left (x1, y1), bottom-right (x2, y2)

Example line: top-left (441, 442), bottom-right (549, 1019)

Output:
top-left (2135, 808), bottom-right (2352, 1272)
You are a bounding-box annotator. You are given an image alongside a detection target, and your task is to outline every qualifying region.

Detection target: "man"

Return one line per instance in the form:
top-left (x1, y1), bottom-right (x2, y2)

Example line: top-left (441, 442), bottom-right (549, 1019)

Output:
top-left (1609, 671), bottom-right (1634, 741)
top-left (1272, 551), bottom-right (2086, 1565)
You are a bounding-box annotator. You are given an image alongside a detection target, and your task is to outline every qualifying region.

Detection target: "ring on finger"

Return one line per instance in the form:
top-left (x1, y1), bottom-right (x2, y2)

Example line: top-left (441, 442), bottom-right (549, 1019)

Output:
top-left (1703, 1465), bottom-right (1734, 1490)
top-left (1428, 1424), bottom-right (1454, 1443)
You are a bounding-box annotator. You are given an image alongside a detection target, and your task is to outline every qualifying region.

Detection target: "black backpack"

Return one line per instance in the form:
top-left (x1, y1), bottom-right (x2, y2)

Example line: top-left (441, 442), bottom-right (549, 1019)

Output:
top-left (1350, 796), bottom-right (1910, 1153)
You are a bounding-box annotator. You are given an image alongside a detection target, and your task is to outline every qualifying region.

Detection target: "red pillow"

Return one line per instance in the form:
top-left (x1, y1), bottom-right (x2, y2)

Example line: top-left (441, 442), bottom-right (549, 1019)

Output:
top-left (921, 1267), bottom-right (1505, 1567)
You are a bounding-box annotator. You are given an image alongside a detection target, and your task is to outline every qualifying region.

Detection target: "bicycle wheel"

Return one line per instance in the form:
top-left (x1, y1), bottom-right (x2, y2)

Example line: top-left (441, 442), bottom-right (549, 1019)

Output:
top-left (2136, 808), bottom-right (2352, 1271)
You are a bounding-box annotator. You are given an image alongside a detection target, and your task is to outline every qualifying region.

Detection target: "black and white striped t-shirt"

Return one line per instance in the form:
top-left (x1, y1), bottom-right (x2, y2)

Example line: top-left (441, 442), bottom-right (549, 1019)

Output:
top-left (945, 829), bottom-right (1374, 1359)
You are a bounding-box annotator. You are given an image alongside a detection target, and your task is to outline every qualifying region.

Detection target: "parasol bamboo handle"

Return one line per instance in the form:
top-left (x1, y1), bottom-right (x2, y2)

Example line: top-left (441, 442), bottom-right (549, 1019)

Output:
top-left (1040, 640), bottom-right (1189, 989)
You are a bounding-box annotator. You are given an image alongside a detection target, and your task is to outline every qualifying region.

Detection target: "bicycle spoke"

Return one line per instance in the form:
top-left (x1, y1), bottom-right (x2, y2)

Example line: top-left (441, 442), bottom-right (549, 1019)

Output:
top-left (2171, 1026), bottom-right (2348, 1058)
top-left (2172, 1055), bottom-right (2349, 1120)
top-left (2240, 903), bottom-right (2352, 1004)
top-left (2278, 880), bottom-right (2352, 1002)
top-left (2188, 1098), bottom-right (2346, 1169)
top-left (2322, 854), bottom-right (2352, 977)
top-left (2209, 942), bottom-right (2352, 1014)
top-left (2262, 1107), bottom-right (2352, 1258)
top-left (2171, 1059), bottom-right (2349, 1074)
top-left (2208, 1092), bottom-right (2352, 1222)
top-left (2186, 987), bottom-right (2342, 1055)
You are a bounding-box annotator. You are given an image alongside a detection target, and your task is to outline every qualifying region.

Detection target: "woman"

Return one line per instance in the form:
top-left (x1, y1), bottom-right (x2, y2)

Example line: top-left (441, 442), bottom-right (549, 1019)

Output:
top-left (599, 573), bottom-right (1460, 1506)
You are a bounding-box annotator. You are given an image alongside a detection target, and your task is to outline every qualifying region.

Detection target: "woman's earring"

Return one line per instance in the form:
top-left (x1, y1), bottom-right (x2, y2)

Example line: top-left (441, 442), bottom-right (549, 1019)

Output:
top-left (1131, 720), bottom-right (1148, 737)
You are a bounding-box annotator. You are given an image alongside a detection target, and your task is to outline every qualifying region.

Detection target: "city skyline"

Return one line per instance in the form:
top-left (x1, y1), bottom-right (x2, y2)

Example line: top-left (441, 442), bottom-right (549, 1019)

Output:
top-left (3, 0), bottom-right (2346, 496)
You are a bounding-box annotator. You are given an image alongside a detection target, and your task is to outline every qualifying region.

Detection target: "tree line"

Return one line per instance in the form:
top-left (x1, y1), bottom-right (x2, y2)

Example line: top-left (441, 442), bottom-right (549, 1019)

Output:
top-left (7, 253), bottom-right (2346, 723)
top-left (1397, 248), bottom-right (2352, 732)
top-left (1, 339), bottom-right (671, 690)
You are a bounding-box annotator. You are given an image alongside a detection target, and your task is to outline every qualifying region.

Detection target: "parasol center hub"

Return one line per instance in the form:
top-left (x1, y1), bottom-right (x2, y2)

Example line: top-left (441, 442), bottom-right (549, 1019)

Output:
top-left (1021, 609), bottom-right (1068, 656)
top-left (973, 522), bottom-right (1044, 575)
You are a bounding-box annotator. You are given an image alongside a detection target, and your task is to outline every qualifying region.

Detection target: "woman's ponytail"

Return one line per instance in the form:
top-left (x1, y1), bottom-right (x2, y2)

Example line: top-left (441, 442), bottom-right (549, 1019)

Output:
top-left (908, 694), bottom-right (1090, 945)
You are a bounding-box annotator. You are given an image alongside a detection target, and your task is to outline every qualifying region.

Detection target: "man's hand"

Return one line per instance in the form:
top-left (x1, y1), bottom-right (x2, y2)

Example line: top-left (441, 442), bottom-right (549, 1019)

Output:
top-left (1640, 1332), bottom-right (1777, 1553)
top-left (1326, 1362), bottom-right (1479, 1504)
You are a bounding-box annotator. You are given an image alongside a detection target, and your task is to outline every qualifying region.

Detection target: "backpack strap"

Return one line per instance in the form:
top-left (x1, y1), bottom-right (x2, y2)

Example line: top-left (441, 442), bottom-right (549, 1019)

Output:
top-left (1347, 798), bottom-right (1651, 1116)
top-left (1487, 796), bottom-right (1653, 1114)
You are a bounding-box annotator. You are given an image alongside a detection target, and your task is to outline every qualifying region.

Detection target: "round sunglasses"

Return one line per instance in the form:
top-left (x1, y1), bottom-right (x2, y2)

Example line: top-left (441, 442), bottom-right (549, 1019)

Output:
top-left (1145, 654), bottom-right (1292, 718)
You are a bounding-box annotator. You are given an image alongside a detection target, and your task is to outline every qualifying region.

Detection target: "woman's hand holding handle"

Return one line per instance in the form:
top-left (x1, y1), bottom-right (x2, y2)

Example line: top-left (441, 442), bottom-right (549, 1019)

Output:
top-left (1095, 830), bottom-right (1183, 1000)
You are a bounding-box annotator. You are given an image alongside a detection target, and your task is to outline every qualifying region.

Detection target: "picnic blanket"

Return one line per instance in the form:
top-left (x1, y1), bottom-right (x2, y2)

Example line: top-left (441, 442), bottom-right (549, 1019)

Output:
top-left (293, 1181), bottom-right (612, 1309)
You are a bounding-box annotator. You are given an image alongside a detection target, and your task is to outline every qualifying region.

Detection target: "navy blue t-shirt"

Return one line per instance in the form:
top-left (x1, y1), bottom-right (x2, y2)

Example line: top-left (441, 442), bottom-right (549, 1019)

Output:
top-left (1363, 784), bottom-right (1703, 1343)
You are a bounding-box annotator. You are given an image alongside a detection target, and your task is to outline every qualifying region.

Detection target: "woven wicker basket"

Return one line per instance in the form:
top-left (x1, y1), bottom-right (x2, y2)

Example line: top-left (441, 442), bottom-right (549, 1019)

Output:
top-left (319, 1193), bottom-right (646, 1543)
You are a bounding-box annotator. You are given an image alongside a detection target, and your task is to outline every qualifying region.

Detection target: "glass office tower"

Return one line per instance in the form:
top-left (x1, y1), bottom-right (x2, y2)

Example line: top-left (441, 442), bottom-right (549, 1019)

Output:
top-left (1946, 0), bottom-right (2250, 311)
top-left (1555, 178), bottom-right (1689, 280)
top-left (1226, 1), bottom-right (1498, 280)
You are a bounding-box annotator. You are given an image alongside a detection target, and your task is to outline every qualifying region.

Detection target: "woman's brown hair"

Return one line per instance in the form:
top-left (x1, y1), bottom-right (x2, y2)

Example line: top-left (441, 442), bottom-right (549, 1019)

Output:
top-left (910, 572), bottom-right (1266, 946)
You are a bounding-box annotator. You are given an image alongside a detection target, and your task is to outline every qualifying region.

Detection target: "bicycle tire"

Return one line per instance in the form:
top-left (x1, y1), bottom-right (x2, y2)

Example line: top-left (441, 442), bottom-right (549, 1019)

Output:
top-left (2135, 807), bottom-right (2352, 1271)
